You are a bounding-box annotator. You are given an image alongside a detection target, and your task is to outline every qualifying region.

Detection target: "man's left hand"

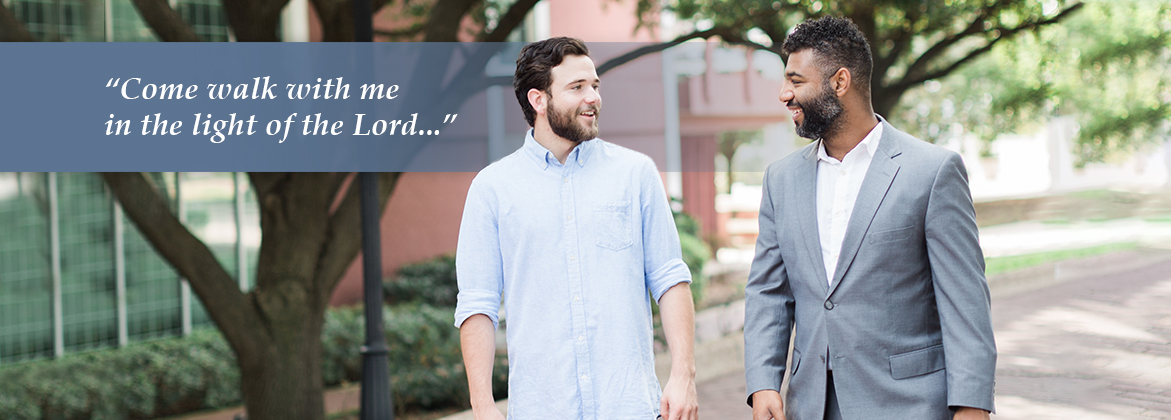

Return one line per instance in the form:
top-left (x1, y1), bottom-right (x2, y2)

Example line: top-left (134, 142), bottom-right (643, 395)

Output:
top-left (660, 372), bottom-right (698, 420)
top-left (953, 407), bottom-right (990, 420)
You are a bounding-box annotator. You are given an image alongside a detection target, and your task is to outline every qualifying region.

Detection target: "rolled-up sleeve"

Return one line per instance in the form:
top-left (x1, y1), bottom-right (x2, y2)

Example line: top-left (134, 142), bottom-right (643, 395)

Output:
top-left (454, 176), bottom-right (505, 329)
top-left (638, 158), bottom-right (692, 302)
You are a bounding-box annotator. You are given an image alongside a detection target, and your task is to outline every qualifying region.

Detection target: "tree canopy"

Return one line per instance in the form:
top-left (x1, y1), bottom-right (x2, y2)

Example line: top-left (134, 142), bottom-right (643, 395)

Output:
top-left (647, 0), bottom-right (1085, 118)
top-left (894, 0), bottom-right (1171, 164)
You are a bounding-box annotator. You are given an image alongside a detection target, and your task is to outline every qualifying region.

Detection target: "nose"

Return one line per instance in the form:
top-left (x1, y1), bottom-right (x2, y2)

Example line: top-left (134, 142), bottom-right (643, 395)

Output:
top-left (778, 83), bottom-right (794, 104)
top-left (585, 88), bottom-right (600, 104)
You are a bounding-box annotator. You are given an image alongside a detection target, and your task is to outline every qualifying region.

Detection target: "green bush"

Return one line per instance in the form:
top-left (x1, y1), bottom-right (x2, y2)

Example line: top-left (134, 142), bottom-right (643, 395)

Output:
top-left (384, 254), bottom-right (458, 307)
top-left (674, 211), bottom-right (711, 304)
top-left (321, 303), bottom-right (508, 411)
top-left (0, 328), bottom-right (238, 420)
top-left (0, 303), bottom-right (506, 419)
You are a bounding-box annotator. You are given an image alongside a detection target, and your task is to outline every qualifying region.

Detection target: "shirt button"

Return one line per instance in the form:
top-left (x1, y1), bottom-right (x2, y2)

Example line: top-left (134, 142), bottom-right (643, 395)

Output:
top-left (563, 177), bottom-right (569, 184)
top-left (581, 374), bottom-right (588, 380)
top-left (824, 301), bottom-right (834, 310)
top-left (573, 295), bottom-right (580, 302)
top-left (578, 335), bottom-right (585, 342)
top-left (566, 215), bottom-right (573, 221)
top-left (569, 255), bottom-right (576, 262)
top-left (839, 170), bottom-right (846, 176)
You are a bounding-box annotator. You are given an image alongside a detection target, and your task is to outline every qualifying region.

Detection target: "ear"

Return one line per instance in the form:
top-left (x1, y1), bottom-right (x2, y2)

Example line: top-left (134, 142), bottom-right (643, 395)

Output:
top-left (528, 88), bottom-right (547, 117)
top-left (831, 67), bottom-right (851, 98)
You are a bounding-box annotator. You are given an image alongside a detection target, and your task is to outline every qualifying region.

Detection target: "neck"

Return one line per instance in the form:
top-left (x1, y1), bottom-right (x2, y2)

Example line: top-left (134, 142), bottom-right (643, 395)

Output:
top-left (823, 109), bottom-right (879, 161)
top-left (532, 122), bottom-right (579, 164)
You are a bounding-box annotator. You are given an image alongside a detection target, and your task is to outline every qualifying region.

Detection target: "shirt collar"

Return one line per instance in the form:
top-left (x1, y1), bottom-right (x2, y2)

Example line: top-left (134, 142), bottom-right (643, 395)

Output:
top-left (522, 129), bottom-right (595, 170)
top-left (816, 121), bottom-right (883, 164)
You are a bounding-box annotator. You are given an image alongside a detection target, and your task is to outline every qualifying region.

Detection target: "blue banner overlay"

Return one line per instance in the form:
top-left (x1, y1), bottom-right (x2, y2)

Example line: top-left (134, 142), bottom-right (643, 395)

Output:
top-left (1, 42), bottom-right (793, 172)
top-left (1, 43), bottom-right (523, 171)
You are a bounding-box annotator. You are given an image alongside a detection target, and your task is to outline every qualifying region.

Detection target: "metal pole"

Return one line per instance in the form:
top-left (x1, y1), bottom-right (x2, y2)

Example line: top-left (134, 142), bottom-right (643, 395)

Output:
top-left (234, 172), bottom-right (247, 291)
top-left (49, 172), bottom-right (63, 358)
top-left (177, 172), bottom-right (191, 335)
top-left (358, 173), bottom-right (393, 420)
top-left (114, 198), bottom-right (128, 347)
top-left (353, 0), bottom-right (392, 417)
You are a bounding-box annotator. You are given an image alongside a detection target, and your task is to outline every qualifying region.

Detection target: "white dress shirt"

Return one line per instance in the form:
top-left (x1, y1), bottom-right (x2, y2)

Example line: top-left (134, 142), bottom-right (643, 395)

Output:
top-left (817, 122), bottom-right (883, 285)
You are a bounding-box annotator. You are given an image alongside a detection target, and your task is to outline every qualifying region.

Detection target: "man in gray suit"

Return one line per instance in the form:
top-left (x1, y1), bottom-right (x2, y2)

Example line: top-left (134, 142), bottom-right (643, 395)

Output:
top-left (743, 16), bottom-right (996, 420)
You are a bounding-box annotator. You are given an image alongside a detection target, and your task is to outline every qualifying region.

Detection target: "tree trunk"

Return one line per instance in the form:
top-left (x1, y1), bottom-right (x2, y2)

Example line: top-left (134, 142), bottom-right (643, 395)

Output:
top-left (872, 84), bottom-right (904, 120)
top-left (221, 0), bottom-right (285, 41)
top-left (104, 172), bottom-right (400, 420)
top-left (0, 3), bottom-right (37, 41)
top-left (238, 305), bottom-right (327, 420)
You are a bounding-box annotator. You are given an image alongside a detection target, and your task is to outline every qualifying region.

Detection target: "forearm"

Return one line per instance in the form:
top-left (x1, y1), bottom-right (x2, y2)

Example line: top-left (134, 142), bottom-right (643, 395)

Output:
top-left (460, 314), bottom-right (499, 409)
top-left (658, 282), bottom-right (696, 377)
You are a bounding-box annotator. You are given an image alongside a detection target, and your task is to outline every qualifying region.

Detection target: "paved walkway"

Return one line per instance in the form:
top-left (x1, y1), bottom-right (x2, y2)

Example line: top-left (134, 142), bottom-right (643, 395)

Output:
top-left (696, 249), bottom-right (1171, 419)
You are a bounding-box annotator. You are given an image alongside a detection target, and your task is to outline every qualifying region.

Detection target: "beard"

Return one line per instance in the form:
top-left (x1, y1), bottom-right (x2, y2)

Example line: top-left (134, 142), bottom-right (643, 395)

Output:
top-left (792, 80), bottom-right (844, 141)
top-left (547, 94), bottom-right (600, 142)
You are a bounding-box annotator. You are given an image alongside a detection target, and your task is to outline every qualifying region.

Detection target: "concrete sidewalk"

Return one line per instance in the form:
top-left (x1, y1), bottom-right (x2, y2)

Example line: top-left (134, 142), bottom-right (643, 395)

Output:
top-left (694, 248), bottom-right (1171, 419)
top-left (179, 218), bottom-right (1171, 420)
top-left (442, 219), bottom-right (1171, 420)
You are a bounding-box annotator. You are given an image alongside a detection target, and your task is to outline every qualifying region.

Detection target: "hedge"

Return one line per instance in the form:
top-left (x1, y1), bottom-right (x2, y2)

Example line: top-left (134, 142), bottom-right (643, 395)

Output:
top-left (0, 303), bottom-right (506, 420)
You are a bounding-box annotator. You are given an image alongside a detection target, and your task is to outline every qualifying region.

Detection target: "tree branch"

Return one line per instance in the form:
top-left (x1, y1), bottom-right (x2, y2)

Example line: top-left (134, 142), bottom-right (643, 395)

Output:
top-left (101, 173), bottom-right (263, 349)
top-left (895, 2), bottom-right (1085, 92)
top-left (374, 22), bottom-right (425, 39)
top-left (0, 2), bottom-right (36, 41)
top-left (596, 27), bottom-right (725, 76)
top-left (423, 0), bottom-right (482, 41)
top-left (903, 1), bottom-right (1083, 85)
top-left (317, 172), bottom-right (401, 296)
top-left (596, 6), bottom-right (785, 76)
top-left (479, 0), bottom-right (540, 42)
top-left (129, 0), bottom-right (203, 41)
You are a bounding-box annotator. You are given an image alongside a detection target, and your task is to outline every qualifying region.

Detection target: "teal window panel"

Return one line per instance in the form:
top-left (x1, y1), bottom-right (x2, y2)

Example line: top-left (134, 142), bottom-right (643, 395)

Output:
top-left (10, 0), bottom-right (104, 41)
top-left (109, 0), bottom-right (158, 41)
top-left (57, 172), bottom-right (117, 353)
top-left (177, 0), bottom-right (229, 42)
top-left (124, 217), bottom-right (182, 340)
top-left (0, 173), bottom-right (54, 364)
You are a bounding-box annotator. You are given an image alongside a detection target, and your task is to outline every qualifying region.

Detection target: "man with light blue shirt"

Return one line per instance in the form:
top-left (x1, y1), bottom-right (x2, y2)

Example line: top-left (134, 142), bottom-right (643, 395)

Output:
top-left (454, 37), bottom-right (699, 420)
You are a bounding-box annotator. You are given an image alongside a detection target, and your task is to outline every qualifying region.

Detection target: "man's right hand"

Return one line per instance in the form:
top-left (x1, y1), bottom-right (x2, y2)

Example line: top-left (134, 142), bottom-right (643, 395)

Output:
top-left (751, 390), bottom-right (785, 420)
top-left (473, 405), bottom-right (506, 420)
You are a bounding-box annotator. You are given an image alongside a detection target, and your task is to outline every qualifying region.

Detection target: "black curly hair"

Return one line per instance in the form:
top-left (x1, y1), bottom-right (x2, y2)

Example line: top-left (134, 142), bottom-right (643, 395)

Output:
top-left (513, 37), bottom-right (591, 127)
top-left (782, 16), bottom-right (873, 98)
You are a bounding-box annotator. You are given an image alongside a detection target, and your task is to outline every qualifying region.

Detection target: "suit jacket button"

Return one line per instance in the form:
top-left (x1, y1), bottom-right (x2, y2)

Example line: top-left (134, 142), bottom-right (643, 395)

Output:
top-left (824, 301), bottom-right (834, 310)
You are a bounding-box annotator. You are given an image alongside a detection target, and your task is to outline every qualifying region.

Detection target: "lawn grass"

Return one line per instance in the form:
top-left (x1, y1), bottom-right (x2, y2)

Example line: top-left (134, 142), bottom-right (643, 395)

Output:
top-left (984, 242), bottom-right (1138, 277)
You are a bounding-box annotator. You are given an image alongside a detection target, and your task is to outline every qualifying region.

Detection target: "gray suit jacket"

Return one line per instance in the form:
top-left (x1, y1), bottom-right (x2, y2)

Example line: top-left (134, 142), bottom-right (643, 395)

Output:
top-left (744, 119), bottom-right (996, 419)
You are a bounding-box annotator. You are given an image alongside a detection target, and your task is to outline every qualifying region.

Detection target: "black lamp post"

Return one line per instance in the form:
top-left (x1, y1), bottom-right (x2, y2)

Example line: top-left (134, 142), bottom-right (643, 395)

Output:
top-left (354, 0), bottom-right (392, 415)
top-left (358, 174), bottom-right (394, 420)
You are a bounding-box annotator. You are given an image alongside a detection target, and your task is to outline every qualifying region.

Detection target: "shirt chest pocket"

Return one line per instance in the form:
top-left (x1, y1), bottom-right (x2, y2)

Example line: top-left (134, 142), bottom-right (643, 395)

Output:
top-left (592, 202), bottom-right (633, 251)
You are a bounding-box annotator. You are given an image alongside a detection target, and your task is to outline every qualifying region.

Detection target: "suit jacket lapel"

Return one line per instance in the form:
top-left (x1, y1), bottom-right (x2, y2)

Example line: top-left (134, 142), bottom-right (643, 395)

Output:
top-left (827, 122), bottom-right (903, 297)
top-left (795, 141), bottom-right (830, 296)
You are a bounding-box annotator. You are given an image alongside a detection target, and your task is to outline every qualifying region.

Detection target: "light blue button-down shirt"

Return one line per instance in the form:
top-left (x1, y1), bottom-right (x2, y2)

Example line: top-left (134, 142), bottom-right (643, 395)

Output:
top-left (454, 131), bottom-right (692, 420)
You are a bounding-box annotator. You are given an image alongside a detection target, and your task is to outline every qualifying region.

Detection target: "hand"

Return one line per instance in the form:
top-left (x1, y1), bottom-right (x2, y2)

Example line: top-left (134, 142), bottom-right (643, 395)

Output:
top-left (751, 390), bottom-right (785, 420)
top-left (953, 407), bottom-right (990, 420)
top-left (472, 405), bottom-right (506, 420)
top-left (660, 372), bottom-right (699, 420)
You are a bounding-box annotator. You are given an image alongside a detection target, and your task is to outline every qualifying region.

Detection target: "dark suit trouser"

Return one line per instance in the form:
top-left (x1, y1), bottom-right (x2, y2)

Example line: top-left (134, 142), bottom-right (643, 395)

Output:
top-left (825, 371), bottom-right (843, 420)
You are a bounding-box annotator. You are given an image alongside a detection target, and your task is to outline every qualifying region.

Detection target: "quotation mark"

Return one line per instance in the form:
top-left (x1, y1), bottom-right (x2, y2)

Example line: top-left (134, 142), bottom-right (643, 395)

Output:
top-left (423, 114), bottom-right (459, 135)
top-left (106, 78), bottom-right (121, 87)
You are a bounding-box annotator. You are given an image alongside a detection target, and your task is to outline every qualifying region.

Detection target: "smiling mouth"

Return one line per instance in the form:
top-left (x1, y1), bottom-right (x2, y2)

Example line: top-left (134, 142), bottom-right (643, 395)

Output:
top-left (579, 110), bottom-right (597, 119)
